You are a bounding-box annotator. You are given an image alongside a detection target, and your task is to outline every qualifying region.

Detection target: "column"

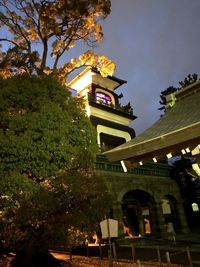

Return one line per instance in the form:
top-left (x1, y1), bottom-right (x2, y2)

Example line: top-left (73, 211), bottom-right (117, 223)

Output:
top-left (177, 201), bottom-right (190, 234)
top-left (112, 202), bottom-right (125, 238)
top-left (153, 201), bottom-right (166, 238)
top-left (138, 208), bottom-right (145, 236)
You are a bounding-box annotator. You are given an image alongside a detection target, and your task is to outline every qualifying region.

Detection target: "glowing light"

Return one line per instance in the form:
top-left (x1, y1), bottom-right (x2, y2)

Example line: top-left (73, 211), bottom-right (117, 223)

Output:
top-left (153, 157), bottom-right (157, 163)
top-left (192, 163), bottom-right (200, 176)
top-left (166, 153), bottom-right (173, 159)
top-left (120, 160), bottom-right (127, 172)
top-left (139, 161), bottom-right (143, 166)
top-left (181, 149), bottom-right (186, 155)
top-left (192, 203), bottom-right (199, 212)
top-left (191, 144), bottom-right (200, 156)
top-left (185, 147), bottom-right (190, 153)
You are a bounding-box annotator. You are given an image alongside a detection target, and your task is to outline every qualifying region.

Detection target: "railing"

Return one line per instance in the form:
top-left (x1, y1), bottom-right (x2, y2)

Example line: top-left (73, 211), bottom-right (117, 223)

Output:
top-left (95, 156), bottom-right (170, 177)
top-left (88, 94), bottom-right (134, 116)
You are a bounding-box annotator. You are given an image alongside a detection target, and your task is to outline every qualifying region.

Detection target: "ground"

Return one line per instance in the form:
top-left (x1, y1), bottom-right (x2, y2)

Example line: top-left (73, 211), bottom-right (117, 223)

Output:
top-left (51, 251), bottom-right (182, 267)
top-left (0, 252), bottom-right (182, 267)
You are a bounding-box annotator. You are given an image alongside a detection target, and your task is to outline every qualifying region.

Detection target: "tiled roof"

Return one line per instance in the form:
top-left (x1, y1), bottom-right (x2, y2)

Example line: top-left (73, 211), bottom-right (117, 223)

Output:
top-left (105, 81), bottom-right (200, 162)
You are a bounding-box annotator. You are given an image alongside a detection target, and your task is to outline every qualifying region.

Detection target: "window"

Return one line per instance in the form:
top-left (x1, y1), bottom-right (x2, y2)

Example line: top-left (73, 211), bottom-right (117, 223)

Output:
top-left (96, 92), bottom-right (112, 107)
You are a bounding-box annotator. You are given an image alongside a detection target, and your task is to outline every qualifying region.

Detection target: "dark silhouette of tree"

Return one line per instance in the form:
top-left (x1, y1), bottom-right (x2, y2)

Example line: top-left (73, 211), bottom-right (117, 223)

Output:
top-left (179, 73), bottom-right (198, 88)
top-left (169, 156), bottom-right (200, 228)
top-left (158, 73), bottom-right (199, 113)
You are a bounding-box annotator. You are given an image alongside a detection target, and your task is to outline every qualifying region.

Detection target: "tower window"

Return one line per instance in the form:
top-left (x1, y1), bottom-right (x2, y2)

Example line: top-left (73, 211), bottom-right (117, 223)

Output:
top-left (96, 92), bottom-right (112, 107)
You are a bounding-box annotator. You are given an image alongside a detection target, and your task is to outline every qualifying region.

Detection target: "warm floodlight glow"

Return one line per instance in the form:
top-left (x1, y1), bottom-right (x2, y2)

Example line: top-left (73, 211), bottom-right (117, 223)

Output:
top-left (153, 157), bottom-right (157, 163)
top-left (192, 163), bottom-right (200, 176)
top-left (166, 153), bottom-right (173, 159)
top-left (181, 149), bottom-right (186, 155)
top-left (120, 160), bottom-right (127, 173)
top-left (139, 161), bottom-right (143, 166)
top-left (185, 147), bottom-right (190, 153)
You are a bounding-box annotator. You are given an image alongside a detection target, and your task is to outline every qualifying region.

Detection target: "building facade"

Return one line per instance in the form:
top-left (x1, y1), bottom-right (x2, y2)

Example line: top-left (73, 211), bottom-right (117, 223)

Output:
top-left (68, 68), bottom-right (190, 239)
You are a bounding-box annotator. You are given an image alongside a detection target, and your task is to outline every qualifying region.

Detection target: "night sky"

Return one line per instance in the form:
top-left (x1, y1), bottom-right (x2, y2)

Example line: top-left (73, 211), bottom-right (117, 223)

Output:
top-left (1, 0), bottom-right (200, 135)
top-left (93, 0), bottom-right (200, 135)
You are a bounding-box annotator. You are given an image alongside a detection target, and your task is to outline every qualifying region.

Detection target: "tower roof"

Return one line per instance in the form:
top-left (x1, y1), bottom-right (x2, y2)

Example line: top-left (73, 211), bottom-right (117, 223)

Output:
top-left (67, 67), bottom-right (127, 92)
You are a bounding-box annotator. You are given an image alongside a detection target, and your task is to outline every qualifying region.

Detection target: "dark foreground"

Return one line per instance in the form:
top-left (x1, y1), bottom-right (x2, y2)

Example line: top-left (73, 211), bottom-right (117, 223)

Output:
top-left (0, 253), bottom-right (183, 267)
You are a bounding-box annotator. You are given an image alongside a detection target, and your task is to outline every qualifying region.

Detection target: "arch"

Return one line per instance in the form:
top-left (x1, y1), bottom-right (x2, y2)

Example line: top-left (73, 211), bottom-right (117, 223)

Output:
top-left (121, 189), bottom-right (155, 237)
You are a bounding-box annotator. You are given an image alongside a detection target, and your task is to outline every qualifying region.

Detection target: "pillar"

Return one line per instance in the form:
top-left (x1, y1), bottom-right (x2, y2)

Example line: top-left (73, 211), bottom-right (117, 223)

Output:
top-left (153, 201), bottom-right (166, 237)
top-left (112, 201), bottom-right (125, 238)
top-left (138, 208), bottom-right (145, 236)
top-left (177, 200), bottom-right (190, 234)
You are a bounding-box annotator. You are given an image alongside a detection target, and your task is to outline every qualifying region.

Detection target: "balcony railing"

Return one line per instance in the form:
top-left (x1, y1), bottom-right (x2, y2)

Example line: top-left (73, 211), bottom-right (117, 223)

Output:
top-left (88, 94), bottom-right (134, 116)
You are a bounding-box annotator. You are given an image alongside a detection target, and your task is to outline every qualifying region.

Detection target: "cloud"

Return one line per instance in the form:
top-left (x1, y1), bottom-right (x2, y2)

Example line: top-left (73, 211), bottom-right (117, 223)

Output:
top-left (94, 0), bottom-right (200, 134)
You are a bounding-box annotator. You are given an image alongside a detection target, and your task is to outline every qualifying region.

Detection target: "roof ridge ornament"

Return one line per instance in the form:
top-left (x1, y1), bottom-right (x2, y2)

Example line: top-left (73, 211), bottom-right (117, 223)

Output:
top-left (166, 93), bottom-right (176, 108)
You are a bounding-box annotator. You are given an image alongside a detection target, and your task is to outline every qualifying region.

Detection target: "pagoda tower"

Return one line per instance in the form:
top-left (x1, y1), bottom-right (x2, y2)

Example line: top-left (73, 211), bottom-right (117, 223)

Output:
top-left (67, 67), bottom-right (136, 151)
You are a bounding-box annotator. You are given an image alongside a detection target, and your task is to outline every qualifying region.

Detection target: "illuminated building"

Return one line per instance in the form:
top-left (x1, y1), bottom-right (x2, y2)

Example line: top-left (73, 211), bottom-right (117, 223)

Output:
top-left (68, 68), bottom-right (200, 239)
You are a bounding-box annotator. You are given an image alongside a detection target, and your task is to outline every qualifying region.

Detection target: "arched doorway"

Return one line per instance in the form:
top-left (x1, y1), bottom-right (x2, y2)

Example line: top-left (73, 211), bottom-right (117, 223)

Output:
top-left (122, 190), bottom-right (155, 237)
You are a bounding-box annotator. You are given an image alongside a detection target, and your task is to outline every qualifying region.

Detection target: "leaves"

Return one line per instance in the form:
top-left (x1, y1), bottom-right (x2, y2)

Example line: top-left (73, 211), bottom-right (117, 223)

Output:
top-left (0, 75), bottom-right (111, 250)
top-left (0, 0), bottom-right (115, 80)
top-left (57, 50), bottom-right (115, 83)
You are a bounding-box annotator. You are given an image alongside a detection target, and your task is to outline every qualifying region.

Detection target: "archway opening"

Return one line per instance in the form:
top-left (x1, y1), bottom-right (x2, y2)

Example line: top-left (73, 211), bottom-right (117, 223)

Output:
top-left (122, 189), bottom-right (155, 237)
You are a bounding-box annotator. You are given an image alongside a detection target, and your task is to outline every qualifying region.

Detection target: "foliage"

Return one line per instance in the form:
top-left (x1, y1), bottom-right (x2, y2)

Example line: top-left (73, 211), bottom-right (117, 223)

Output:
top-left (158, 73), bottom-right (199, 112)
top-left (179, 73), bottom-right (198, 88)
top-left (0, 0), bottom-right (115, 82)
top-left (0, 75), bottom-right (112, 252)
top-left (170, 156), bottom-right (200, 205)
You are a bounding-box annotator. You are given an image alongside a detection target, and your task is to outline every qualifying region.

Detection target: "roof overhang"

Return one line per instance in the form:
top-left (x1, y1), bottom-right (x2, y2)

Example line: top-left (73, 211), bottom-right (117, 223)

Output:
top-left (67, 67), bottom-right (127, 92)
top-left (104, 122), bottom-right (200, 167)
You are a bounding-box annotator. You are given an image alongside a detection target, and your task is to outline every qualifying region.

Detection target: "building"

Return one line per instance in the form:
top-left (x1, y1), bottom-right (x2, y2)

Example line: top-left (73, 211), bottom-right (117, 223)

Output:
top-left (68, 68), bottom-right (191, 239)
top-left (105, 79), bottom-right (200, 233)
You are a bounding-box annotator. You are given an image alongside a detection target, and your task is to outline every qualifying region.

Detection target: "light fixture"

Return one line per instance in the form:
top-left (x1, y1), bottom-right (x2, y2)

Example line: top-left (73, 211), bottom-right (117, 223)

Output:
top-left (139, 161), bottom-right (143, 166)
top-left (185, 147), bottom-right (190, 153)
top-left (120, 160), bottom-right (127, 173)
top-left (192, 163), bottom-right (200, 176)
top-left (191, 144), bottom-right (200, 156)
top-left (192, 203), bottom-right (199, 212)
top-left (181, 149), bottom-right (186, 155)
top-left (166, 153), bottom-right (173, 159)
top-left (153, 157), bottom-right (157, 163)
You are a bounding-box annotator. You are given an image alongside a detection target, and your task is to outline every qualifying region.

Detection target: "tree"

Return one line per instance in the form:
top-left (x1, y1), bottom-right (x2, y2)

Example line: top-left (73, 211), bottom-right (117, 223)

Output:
top-left (158, 73), bottom-right (199, 113)
top-left (179, 73), bottom-right (198, 88)
top-left (0, 0), bottom-right (115, 81)
top-left (0, 75), bottom-right (112, 267)
top-left (169, 156), bottom-right (200, 228)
